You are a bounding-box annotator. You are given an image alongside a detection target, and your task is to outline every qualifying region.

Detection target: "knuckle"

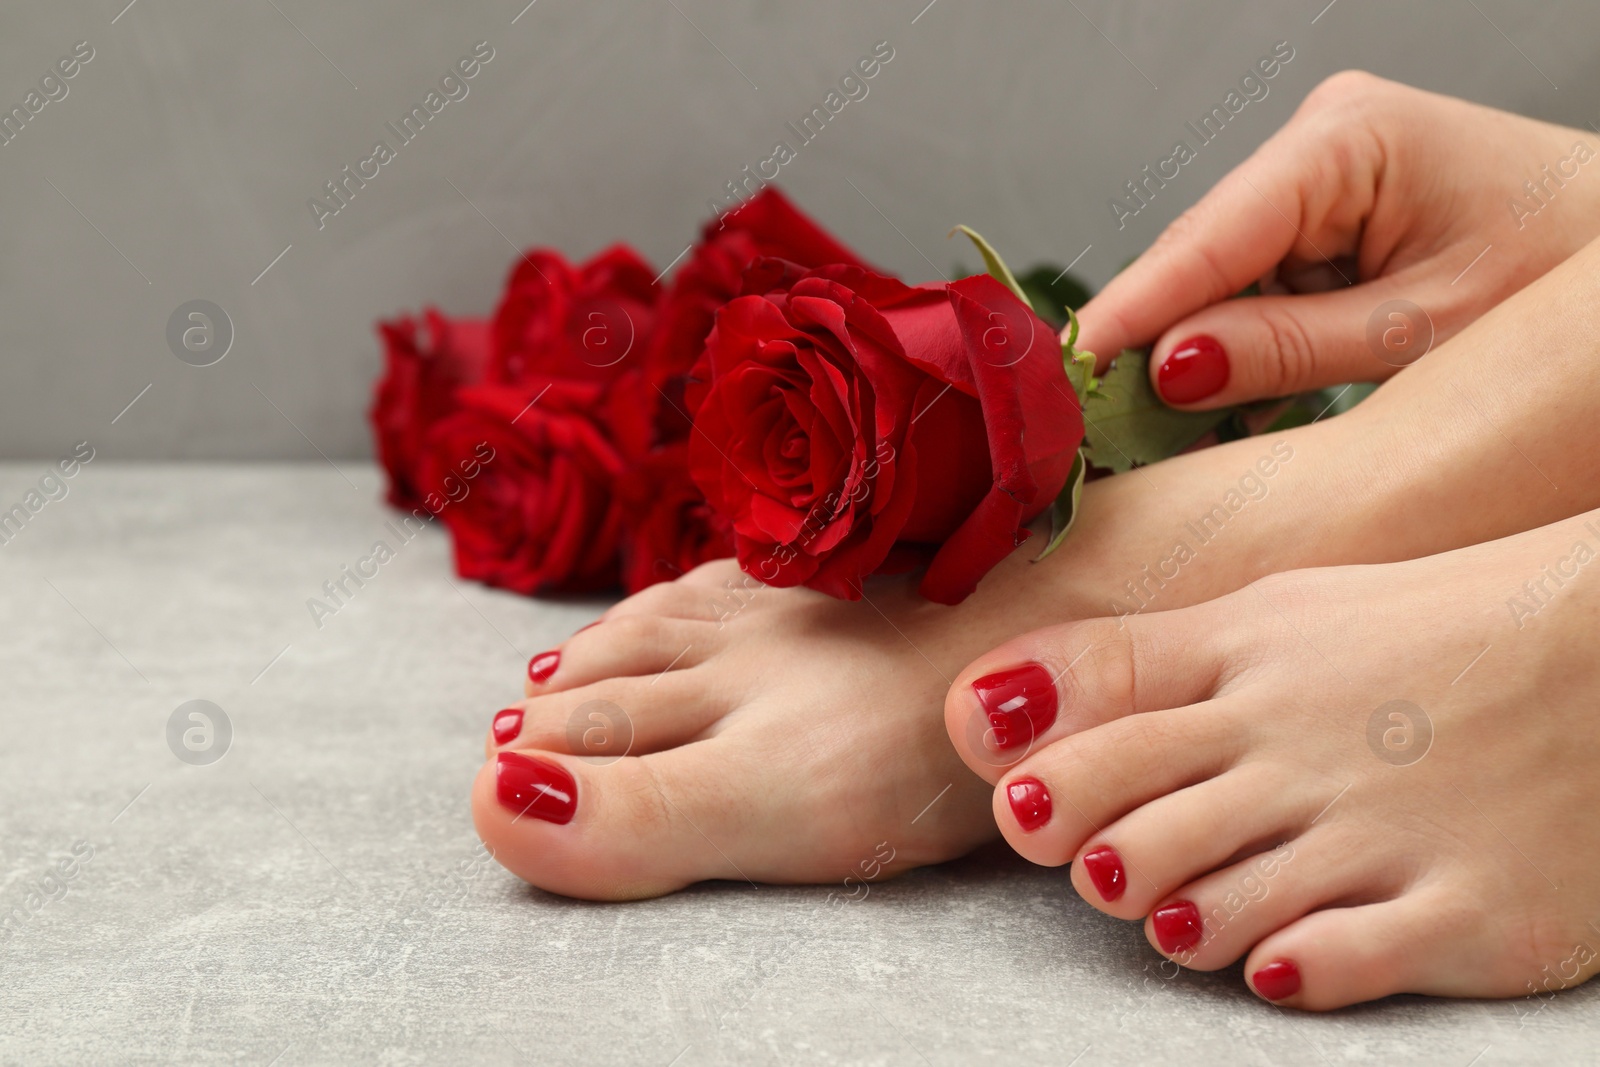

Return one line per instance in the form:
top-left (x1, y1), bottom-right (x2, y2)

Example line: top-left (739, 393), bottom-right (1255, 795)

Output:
top-left (1300, 69), bottom-right (1385, 113)
top-left (605, 613), bottom-right (661, 645)
top-left (1055, 618), bottom-right (1139, 723)
top-left (1257, 307), bottom-right (1319, 395)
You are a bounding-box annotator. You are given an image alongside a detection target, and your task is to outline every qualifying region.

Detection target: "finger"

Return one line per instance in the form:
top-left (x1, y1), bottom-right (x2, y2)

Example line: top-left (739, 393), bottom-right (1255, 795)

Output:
top-left (1074, 114), bottom-right (1382, 370)
top-left (1146, 275), bottom-right (1447, 408)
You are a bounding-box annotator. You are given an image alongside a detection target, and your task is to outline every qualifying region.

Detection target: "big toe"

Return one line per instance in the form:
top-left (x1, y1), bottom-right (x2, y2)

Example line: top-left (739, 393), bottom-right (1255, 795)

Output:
top-left (944, 605), bottom-right (1242, 783)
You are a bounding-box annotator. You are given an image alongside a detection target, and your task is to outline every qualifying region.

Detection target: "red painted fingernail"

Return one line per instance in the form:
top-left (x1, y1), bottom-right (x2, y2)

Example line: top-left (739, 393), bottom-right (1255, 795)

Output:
top-left (1252, 959), bottom-right (1302, 1001)
top-left (972, 664), bottom-right (1057, 751)
top-left (492, 707), bottom-right (523, 745)
top-left (1158, 335), bottom-right (1229, 404)
top-left (1006, 777), bottom-right (1052, 832)
top-left (528, 650), bottom-right (560, 684)
top-left (1152, 900), bottom-right (1204, 955)
top-left (574, 621), bottom-right (600, 636)
top-left (1080, 846), bottom-right (1126, 902)
top-left (495, 751), bottom-right (577, 824)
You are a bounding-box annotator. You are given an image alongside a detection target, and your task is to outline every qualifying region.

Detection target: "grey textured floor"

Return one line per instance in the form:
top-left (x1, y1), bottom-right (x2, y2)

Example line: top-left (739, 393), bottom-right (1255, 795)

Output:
top-left (1, 463), bottom-right (1593, 1065)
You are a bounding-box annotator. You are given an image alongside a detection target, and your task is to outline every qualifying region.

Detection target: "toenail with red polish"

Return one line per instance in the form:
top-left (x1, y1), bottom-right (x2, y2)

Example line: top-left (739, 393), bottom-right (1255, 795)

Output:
top-left (491, 708), bottom-right (523, 745)
top-left (1152, 900), bottom-right (1204, 955)
top-left (972, 664), bottom-right (1058, 750)
top-left (1158, 335), bottom-right (1229, 405)
top-left (1006, 777), bottom-right (1052, 832)
top-left (1252, 959), bottom-right (1302, 1001)
top-left (1080, 846), bottom-right (1126, 902)
top-left (495, 752), bottom-right (577, 824)
top-left (528, 650), bottom-right (560, 683)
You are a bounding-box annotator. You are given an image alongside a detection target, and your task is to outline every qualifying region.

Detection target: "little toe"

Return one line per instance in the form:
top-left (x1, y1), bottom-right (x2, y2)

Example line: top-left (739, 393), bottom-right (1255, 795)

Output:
top-left (992, 701), bottom-right (1246, 868)
top-left (489, 670), bottom-right (736, 760)
top-left (525, 614), bottom-right (718, 694)
top-left (1143, 823), bottom-right (1403, 972)
top-left (1069, 765), bottom-right (1319, 919)
top-left (946, 605), bottom-right (1248, 782)
top-left (1241, 889), bottom-right (1487, 1010)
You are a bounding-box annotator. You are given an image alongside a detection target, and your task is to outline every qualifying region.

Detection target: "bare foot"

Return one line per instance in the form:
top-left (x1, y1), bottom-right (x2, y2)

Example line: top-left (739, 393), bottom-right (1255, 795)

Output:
top-left (470, 231), bottom-right (1600, 901)
top-left (947, 509), bottom-right (1600, 1009)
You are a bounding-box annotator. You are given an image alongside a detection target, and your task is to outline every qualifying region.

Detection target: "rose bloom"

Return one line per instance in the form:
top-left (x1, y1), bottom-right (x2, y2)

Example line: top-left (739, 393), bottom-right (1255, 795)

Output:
top-left (492, 244), bottom-right (661, 388)
top-left (370, 310), bottom-right (493, 511)
top-left (617, 444), bottom-right (734, 593)
top-left (645, 188), bottom-right (871, 442)
top-left (687, 263), bottom-right (1082, 605)
top-left (418, 380), bottom-right (627, 595)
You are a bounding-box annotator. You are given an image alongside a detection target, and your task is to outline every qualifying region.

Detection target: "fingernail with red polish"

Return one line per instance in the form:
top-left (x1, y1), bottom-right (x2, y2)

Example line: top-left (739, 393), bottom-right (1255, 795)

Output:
top-left (1158, 335), bottom-right (1229, 405)
top-left (574, 621), bottom-right (600, 636)
top-left (528, 650), bottom-right (560, 684)
top-left (1006, 777), bottom-right (1052, 832)
top-left (491, 707), bottom-right (523, 746)
top-left (1080, 846), bottom-right (1126, 902)
top-left (495, 751), bottom-right (577, 824)
top-left (1252, 959), bottom-right (1302, 1001)
top-left (972, 664), bottom-right (1058, 751)
top-left (1152, 900), bottom-right (1204, 955)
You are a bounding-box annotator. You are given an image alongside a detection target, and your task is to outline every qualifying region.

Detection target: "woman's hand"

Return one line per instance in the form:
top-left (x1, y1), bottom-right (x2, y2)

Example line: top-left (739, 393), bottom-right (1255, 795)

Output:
top-left (1076, 71), bottom-right (1600, 408)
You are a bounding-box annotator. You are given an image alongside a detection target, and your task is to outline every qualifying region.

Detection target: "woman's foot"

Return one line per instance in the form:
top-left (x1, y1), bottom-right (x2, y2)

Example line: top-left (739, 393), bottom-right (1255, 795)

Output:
top-left (946, 510), bottom-right (1600, 1009)
top-left (470, 408), bottom-right (1364, 899)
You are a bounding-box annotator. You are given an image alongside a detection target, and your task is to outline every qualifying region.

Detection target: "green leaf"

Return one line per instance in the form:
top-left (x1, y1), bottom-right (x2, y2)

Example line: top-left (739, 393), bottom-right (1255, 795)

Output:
top-left (1081, 349), bottom-right (1230, 473)
top-left (950, 225), bottom-right (1028, 305)
top-left (1016, 265), bottom-right (1092, 329)
top-left (1033, 447), bottom-right (1088, 562)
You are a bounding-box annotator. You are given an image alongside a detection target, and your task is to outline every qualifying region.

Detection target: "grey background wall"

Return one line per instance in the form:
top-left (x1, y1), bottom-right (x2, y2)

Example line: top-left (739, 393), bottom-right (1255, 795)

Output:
top-left (1, 0), bottom-right (1594, 460)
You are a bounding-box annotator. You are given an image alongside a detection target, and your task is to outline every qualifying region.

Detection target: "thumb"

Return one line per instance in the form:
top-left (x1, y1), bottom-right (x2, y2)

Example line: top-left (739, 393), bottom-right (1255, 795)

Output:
top-left (1146, 282), bottom-right (1442, 409)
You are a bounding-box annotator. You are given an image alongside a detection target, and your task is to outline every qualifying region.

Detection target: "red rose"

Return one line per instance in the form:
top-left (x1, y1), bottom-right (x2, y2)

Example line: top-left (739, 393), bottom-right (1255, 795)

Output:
top-left (645, 188), bottom-right (872, 441)
top-left (618, 444), bottom-right (735, 593)
top-left (687, 265), bottom-right (1082, 604)
top-left (371, 310), bottom-right (492, 510)
top-left (419, 381), bottom-right (628, 595)
top-left (492, 244), bottom-right (661, 388)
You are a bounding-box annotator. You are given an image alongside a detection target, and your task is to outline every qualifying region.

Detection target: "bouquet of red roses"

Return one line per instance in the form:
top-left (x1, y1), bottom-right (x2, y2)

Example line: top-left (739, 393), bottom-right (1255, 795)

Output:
top-left (370, 189), bottom-right (1230, 605)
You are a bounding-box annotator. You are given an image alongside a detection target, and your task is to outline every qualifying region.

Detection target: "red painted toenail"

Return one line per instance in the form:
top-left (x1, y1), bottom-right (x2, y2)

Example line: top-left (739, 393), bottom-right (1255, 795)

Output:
top-left (1152, 900), bottom-right (1204, 956)
top-left (1157, 335), bottom-right (1229, 405)
top-left (972, 664), bottom-right (1057, 751)
top-left (492, 707), bottom-right (523, 745)
top-left (528, 650), bottom-right (560, 684)
top-left (1006, 777), bottom-right (1052, 832)
top-left (495, 752), bottom-right (577, 824)
top-left (1252, 959), bottom-right (1301, 1001)
top-left (1080, 846), bottom-right (1126, 902)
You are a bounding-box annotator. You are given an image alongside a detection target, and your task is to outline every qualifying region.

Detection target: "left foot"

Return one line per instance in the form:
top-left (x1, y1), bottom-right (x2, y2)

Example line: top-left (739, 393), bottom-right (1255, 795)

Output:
top-left (946, 509), bottom-right (1600, 1010)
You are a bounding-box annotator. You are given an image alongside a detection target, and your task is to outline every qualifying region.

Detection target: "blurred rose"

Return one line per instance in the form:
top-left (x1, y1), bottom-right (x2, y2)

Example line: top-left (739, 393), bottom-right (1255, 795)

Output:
top-left (419, 380), bottom-right (627, 595)
top-left (370, 310), bottom-right (492, 510)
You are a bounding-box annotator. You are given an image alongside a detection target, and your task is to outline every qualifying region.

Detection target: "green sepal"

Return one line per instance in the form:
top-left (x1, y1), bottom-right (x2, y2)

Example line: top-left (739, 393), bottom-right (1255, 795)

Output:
top-left (1061, 307), bottom-right (1100, 406)
top-left (1081, 349), bottom-right (1230, 473)
top-left (950, 225), bottom-right (1029, 306)
top-left (1033, 446), bottom-right (1088, 562)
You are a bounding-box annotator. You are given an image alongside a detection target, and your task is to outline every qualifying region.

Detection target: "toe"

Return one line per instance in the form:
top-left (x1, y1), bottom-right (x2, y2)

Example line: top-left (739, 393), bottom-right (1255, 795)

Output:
top-left (1068, 765), bottom-right (1321, 919)
top-left (1143, 820), bottom-right (1403, 972)
top-left (1241, 889), bottom-right (1480, 1010)
top-left (489, 669), bottom-right (737, 760)
top-left (992, 701), bottom-right (1246, 868)
top-left (472, 730), bottom-right (875, 901)
top-left (526, 614), bottom-right (718, 693)
top-left (472, 746), bottom-right (712, 900)
top-left (946, 604), bottom-right (1250, 782)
